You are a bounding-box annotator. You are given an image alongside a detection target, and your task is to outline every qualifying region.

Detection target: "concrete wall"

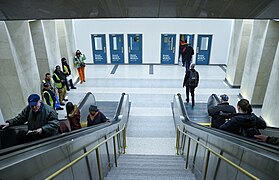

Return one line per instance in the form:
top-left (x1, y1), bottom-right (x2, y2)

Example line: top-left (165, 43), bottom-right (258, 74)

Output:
top-left (226, 20), bottom-right (252, 87)
top-left (261, 42), bottom-right (279, 127)
top-left (73, 18), bottom-right (233, 64)
top-left (240, 20), bottom-right (279, 105)
top-left (0, 20), bottom-right (76, 119)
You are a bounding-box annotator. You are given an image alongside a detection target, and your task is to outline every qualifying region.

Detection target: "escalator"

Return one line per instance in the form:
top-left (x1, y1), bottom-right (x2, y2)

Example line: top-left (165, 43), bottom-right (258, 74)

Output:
top-left (172, 94), bottom-right (279, 180)
top-left (0, 92), bottom-right (130, 179)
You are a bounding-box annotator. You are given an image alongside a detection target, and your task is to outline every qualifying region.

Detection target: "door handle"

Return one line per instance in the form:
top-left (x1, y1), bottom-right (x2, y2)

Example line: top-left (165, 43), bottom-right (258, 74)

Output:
top-left (122, 47), bottom-right (124, 53)
top-left (128, 47), bottom-right (130, 53)
top-left (197, 47), bottom-right (199, 54)
top-left (104, 47), bottom-right (106, 53)
top-left (173, 47), bottom-right (175, 53)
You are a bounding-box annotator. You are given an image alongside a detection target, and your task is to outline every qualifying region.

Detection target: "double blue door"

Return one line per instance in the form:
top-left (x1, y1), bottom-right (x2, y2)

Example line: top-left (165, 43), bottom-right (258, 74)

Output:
top-left (128, 34), bottom-right (142, 64)
top-left (91, 34), bottom-right (107, 64)
top-left (109, 34), bottom-right (124, 64)
top-left (161, 34), bottom-right (176, 64)
top-left (196, 35), bottom-right (212, 65)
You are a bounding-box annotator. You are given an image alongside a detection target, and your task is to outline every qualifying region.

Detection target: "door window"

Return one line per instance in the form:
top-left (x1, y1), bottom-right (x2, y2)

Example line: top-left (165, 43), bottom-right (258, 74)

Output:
top-left (201, 37), bottom-right (209, 50)
top-left (94, 37), bottom-right (103, 50)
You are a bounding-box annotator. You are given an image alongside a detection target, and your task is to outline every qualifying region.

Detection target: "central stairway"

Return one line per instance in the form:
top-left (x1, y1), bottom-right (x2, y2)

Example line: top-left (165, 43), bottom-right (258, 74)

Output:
top-left (104, 154), bottom-right (196, 180)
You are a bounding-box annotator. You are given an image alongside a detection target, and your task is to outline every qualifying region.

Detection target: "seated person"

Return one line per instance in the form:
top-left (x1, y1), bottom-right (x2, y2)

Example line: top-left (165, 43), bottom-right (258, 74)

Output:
top-left (220, 99), bottom-right (266, 138)
top-left (66, 102), bottom-right (81, 131)
top-left (87, 105), bottom-right (109, 127)
top-left (254, 135), bottom-right (279, 146)
top-left (1, 94), bottom-right (59, 142)
top-left (208, 94), bottom-right (236, 128)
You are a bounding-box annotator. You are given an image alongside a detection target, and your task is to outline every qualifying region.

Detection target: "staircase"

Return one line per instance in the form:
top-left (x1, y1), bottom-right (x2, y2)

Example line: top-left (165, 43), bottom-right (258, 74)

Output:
top-left (104, 154), bottom-right (196, 180)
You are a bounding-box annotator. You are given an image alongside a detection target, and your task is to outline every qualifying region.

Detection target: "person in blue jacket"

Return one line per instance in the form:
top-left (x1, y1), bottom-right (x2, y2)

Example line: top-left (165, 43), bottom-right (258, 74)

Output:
top-left (220, 99), bottom-right (266, 138)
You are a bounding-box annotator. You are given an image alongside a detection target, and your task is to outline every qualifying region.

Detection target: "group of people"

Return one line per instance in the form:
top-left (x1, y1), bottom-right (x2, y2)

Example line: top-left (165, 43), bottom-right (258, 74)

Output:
top-left (0, 49), bottom-right (108, 143)
top-left (208, 94), bottom-right (278, 146)
top-left (42, 50), bottom-right (86, 110)
top-left (0, 93), bottom-right (109, 143)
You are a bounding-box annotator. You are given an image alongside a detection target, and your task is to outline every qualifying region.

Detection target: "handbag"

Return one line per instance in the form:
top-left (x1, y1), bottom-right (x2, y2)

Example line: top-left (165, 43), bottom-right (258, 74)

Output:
top-left (81, 62), bottom-right (86, 67)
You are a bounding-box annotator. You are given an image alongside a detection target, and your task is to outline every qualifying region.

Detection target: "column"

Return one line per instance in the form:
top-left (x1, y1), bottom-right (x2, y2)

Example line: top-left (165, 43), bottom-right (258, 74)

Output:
top-left (240, 20), bottom-right (279, 105)
top-left (226, 20), bottom-right (253, 87)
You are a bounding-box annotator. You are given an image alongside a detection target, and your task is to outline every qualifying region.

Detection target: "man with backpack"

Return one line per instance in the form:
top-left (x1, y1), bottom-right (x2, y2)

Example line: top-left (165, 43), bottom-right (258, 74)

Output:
top-left (183, 63), bottom-right (199, 108)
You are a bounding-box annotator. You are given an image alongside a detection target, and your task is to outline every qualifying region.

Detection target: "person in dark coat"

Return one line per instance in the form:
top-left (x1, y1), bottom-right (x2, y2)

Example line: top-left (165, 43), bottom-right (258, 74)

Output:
top-left (66, 102), bottom-right (81, 131)
top-left (254, 135), bottom-right (279, 146)
top-left (61, 57), bottom-right (76, 91)
top-left (182, 43), bottom-right (194, 70)
top-left (1, 94), bottom-right (59, 142)
top-left (219, 99), bottom-right (266, 138)
top-left (208, 94), bottom-right (236, 128)
top-left (183, 63), bottom-right (199, 108)
top-left (52, 65), bottom-right (68, 105)
top-left (42, 82), bottom-right (56, 110)
top-left (87, 105), bottom-right (109, 127)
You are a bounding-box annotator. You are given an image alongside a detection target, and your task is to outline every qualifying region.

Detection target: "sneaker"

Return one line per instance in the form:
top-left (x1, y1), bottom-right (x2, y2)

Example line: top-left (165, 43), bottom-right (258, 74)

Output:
top-left (83, 80), bottom-right (86, 82)
top-left (80, 81), bottom-right (83, 84)
top-left (63, 99), bottom-right (68, 101)
top-left (71, 87), bottom-right (77, 89)
top-left (60, 103), bottom-right (65, 106)
top-left (56, 107), bottom-right (64, 110)
top-left (186, 99), bottom-right (189, 103)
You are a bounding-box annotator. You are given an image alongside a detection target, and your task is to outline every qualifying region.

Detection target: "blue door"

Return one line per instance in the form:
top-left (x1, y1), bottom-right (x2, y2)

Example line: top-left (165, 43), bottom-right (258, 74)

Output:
top-left (196, 35), bottom-right (212, 65)
top-left (109, 34), bottom-right (124, 64)
top-left (128, 34), bottom-right (142, 64)
top-left (91, 34), bottom-right (107, 64)
top-left (161, 34), bottom-right (176, 64)
top-left (180, 34), bottom-right (194, 46)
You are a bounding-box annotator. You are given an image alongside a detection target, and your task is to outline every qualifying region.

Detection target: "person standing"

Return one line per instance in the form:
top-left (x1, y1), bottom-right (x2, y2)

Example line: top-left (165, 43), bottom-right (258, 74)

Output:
top-left (183, 63), bottom-right (199, 108)
top-left (208, 94), bottom-right (236, 128)
top-left (42, 82), bottom-right (56, 110)
top-left (52, 65), bottom-right (67, 106)
top-left (1, 94), bottom-right (59, 142)
top-left (61, 57), bottom-right (76, 91)
top-left (42, 72), bottom-right (63, 111)
top-left (74, 50), bottom-right (86, 84)
top-left (182, 43), bottom-right (194, 71)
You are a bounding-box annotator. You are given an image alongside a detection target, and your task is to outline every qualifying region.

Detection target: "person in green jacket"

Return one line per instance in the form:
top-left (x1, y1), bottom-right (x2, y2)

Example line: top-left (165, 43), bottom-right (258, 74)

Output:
top-left (1, 94), bottom-right (59, 142)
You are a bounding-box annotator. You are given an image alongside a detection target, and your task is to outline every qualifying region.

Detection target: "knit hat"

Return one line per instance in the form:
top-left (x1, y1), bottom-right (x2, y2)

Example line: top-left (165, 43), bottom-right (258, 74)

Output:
top-left (220, 94), bottom-right (229, 101)
top-left (89, 105), bottom-right (98, 112)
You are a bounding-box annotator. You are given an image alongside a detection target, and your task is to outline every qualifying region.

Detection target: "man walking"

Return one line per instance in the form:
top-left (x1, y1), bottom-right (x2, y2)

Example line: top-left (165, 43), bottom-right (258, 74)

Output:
top-left (183, 63), bottom-right (199, 108)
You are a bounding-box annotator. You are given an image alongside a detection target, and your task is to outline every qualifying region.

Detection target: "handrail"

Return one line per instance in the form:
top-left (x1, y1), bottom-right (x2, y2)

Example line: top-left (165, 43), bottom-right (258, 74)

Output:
top-left (45, 124), bottom-right (127, 180)
top-left (176, 126), bottom-right (259, 180)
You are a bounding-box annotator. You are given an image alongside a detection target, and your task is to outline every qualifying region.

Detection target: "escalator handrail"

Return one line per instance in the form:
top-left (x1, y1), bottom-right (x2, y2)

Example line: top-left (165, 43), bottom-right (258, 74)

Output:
top-left (175, 94), bottom-right (279, 152)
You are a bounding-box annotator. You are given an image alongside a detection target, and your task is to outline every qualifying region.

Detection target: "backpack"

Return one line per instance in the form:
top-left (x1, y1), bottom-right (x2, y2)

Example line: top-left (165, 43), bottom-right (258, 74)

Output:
top-left (188, 70), bottom-right (198, 86)
top-left (239, 127), bottom-right (261, 138)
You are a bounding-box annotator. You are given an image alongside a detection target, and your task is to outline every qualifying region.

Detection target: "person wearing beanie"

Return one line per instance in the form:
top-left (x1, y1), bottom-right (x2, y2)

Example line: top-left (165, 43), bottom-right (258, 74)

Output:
top-left (208, 94), bottom-right (236, 128)
top-left (1, 94), bottom-right (59, 142)
top-left (87, 105), bottom-right (109, 127)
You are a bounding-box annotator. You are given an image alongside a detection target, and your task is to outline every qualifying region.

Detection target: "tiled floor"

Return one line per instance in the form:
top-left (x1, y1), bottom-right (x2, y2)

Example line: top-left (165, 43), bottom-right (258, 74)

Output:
top-left (63, 64), bottom-right (261, 155)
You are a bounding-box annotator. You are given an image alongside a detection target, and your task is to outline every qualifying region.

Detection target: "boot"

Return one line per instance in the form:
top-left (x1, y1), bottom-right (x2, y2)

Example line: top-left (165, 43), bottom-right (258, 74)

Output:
top-left (69, 79), bottom-right (76, 89)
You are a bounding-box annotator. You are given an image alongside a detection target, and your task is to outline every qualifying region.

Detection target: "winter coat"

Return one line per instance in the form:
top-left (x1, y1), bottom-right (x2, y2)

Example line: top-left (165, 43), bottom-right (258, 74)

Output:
top-left (87, 111), bottom-right (108, 127)
top-left (183, 69), bottom-right (199, 88)
top-left (219, 113), bottom-right (266, 138)
top-left (74, 54), bottom-right (86, 68)
top-left (208, 102), bottom-right (236, 128)
top-left (67, 105), bottom-right (82, 131)
top-left (6, 103), bottom-right (59, 138)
